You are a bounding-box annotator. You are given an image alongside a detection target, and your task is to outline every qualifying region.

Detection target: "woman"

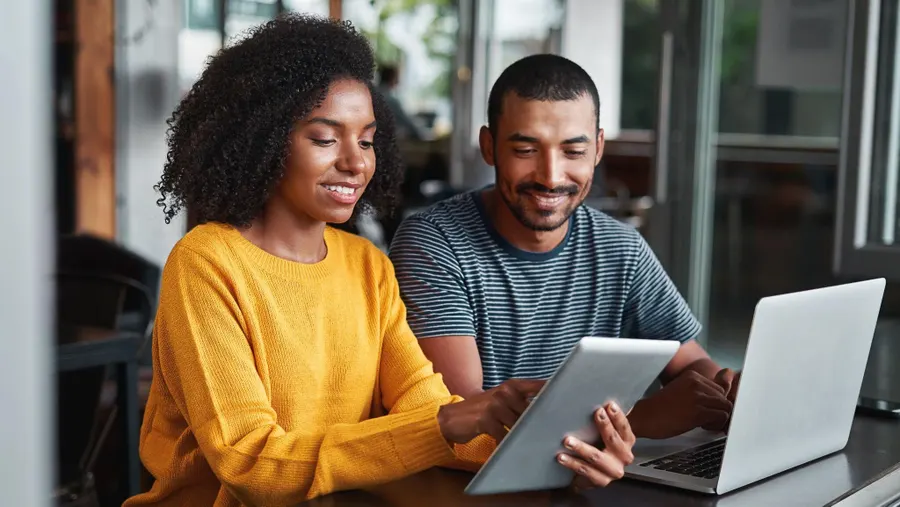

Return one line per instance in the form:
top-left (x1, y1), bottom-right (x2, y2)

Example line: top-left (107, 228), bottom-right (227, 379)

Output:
top-left (124, 14), bottom-right (635, 507)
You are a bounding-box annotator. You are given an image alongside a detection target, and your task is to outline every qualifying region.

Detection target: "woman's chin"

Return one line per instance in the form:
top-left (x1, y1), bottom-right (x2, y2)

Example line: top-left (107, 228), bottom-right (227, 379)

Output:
top-left (321, 210), bottom-right (356, 225)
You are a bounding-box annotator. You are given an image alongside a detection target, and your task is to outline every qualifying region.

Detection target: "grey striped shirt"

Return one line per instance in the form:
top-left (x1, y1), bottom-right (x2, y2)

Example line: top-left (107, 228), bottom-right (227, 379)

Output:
top-left (389, 190), bottom-right (700, 390)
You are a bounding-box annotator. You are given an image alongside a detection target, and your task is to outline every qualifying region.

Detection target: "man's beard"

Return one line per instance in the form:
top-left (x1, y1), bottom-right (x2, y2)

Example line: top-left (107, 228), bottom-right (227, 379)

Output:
top-left (496, 167), bottom-right (589, 232)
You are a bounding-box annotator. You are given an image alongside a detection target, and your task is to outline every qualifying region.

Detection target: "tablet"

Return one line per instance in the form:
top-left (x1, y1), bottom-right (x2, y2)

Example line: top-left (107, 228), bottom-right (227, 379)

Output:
top-left (464, 337), bottom-right (680, 495)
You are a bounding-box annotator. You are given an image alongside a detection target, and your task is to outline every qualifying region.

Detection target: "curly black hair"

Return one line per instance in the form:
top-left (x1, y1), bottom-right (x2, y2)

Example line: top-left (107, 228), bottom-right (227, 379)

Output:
top-left (156, 13), bottom-right (404, 227)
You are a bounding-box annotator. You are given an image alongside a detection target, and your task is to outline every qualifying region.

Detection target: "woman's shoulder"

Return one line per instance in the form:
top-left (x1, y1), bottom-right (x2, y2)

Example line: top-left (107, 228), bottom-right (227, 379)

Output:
top-left (166, 222), bottom-right (238, 267)
top-left (328, 226), bottom-right (393, 273)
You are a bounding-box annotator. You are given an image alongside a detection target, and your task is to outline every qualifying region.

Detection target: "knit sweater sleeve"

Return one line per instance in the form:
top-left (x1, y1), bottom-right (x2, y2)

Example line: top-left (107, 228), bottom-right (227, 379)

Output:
top-left (155, 245), bottom-right (457, 505)
top-left (377, 257), bottom-right (497, 471)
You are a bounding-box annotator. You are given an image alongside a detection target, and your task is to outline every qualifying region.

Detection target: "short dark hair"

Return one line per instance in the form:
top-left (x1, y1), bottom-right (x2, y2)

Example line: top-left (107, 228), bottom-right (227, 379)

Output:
top-left (156, 13), bottom-right (404, 227)
top-left (486, 54), bottom-right (600, 134)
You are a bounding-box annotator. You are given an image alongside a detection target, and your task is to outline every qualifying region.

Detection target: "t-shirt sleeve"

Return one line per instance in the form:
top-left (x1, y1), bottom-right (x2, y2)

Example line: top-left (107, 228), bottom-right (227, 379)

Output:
top-left (389, 215), bottom-right (476, 339)
top-left (622, 232), bottom-right (701, 343)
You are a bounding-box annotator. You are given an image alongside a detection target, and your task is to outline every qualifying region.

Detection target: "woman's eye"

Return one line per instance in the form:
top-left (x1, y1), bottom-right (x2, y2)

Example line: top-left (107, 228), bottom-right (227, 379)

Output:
top-left (311, 139), bottom-right (336, 147)
top-left (360, 140), bottom-right (374, 150)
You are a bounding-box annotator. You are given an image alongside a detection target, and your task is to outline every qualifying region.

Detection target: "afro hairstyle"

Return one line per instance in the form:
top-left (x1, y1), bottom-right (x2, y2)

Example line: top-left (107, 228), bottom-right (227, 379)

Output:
top-left (155, 13), bottom-right (404, 228)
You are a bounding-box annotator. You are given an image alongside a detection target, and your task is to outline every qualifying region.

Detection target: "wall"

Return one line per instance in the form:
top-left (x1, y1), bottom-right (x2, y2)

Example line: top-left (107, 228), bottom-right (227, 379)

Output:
top-left (117, 0), bottom-right (186, 268)
top-left (0, 2), bottom-right (53, 505)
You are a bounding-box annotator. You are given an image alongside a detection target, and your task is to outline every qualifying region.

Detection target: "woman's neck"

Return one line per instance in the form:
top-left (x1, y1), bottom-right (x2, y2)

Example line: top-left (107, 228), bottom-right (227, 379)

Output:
top-left (241, 205), bottom-right (327, 264)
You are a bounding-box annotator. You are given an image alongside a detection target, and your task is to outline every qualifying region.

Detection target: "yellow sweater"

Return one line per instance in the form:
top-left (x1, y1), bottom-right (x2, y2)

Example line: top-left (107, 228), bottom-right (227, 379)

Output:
top-left (124, 223), bottom-right (493, 507)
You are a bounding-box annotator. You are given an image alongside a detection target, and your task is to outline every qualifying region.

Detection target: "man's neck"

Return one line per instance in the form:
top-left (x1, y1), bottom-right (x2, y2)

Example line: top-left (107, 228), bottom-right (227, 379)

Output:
top-left (242, 202), bottom-right (327, 264)
top-left (483, 188), bottom-right (569, 254)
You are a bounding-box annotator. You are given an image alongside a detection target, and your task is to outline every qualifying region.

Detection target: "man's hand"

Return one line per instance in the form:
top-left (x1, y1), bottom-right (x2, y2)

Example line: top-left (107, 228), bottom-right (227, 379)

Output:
top-left (557, 402), bottom-right (636, 490)
top-left (714, 368), bottom-right (741, 404)
top-left (627, 370), bottom-right (734, 439)
top-left (437, 379), bottom-right (546, 444)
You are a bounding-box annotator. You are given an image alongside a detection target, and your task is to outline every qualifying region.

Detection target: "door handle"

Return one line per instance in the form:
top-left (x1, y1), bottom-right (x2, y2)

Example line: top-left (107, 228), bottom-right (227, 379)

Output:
top-left (655, 31), bottom-right (674, 205)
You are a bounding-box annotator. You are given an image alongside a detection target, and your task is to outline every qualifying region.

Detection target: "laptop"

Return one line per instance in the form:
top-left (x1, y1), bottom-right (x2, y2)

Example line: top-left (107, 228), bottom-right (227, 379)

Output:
top-left (625, 278), bottom-right (885, 495)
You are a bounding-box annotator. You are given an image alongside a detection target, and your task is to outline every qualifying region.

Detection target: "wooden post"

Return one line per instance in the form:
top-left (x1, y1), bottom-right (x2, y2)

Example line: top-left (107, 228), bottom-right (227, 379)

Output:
top-left (74, 0), bottom-right (116, 238)
top-left (329, 0), bottom-right (342, 19)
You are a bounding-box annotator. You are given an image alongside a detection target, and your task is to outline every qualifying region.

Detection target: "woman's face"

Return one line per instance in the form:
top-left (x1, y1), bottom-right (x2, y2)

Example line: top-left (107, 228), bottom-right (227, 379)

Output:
top-left (275, 79), bottom-right (377, 225)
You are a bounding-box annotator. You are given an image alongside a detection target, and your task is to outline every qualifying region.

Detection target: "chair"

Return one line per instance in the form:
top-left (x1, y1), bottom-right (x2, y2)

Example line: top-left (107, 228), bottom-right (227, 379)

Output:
top-left (57, 234), bottom-right (161, 352)
top-left (54, 235), bottom-right (160, 506)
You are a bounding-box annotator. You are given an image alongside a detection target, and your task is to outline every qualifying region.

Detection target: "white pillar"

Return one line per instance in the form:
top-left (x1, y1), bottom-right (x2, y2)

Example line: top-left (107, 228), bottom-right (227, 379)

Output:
top-left (0, 2), bottom-right (54, 506)
top-left (561, 0), bottom-right (623, 139)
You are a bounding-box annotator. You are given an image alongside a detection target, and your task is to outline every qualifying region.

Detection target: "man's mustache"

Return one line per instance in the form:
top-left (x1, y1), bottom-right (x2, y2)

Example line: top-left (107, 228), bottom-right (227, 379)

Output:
top-left (516, 183), bottom-right (579, 195)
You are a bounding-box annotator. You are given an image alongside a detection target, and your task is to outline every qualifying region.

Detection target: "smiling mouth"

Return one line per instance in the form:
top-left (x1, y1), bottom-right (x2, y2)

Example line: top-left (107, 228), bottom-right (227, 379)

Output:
top-left (321, 184), bottom-right (361, 205)
top-left (322, 184), bottom-right (356, 196)
top-left (527, 191), bottom-right (569, 210)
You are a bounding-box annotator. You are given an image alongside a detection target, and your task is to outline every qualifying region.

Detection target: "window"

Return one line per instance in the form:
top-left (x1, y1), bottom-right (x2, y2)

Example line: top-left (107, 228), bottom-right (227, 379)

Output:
top-left (343, 0), bottom-right (459, 138)
top-left (225, 0), bottom-right (280, 42)
top-left (483, 0), bottom-right (565, 89)
top-left (835, 0), bottom-right (900, 277)
top-left (283, 0), bottom-right (330, 16)
top-left (619, 0), bottom-right (846, 141)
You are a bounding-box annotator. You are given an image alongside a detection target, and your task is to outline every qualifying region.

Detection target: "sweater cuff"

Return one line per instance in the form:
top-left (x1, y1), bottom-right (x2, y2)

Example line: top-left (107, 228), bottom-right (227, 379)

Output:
top-left (390, 401), bottom-right (457, 473)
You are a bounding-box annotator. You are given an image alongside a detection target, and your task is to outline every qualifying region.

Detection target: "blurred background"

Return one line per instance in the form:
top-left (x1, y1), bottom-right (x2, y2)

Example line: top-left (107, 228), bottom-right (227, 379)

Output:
top-left (2, 0), bottom-right (899, 505)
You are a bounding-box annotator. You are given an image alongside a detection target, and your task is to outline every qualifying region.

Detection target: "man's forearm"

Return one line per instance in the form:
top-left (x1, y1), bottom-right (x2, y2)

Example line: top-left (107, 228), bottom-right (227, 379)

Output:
top-left (663, 358), bottom-right (721, 385)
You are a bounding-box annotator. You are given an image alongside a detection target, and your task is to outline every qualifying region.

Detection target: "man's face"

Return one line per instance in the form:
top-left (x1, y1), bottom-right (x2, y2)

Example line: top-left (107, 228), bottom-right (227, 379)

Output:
top-left (479, 92), bottom-right (603, 232)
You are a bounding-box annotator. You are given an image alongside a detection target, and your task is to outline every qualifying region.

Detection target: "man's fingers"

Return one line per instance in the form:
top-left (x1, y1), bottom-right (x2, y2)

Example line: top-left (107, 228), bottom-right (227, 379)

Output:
top-left (692, 374), bottom-right (728, 396)
top-left (594, 408), bottom-right (620, 447)
top-left (593, 408), bottom-right (634, 465)
top-left (698, 408), bottom-right (731, 431)
top-left (696, 392), bottom-right (734, 413)
top-left (714, 368), bottom-right (735, 391)
top-left (604, 402), bottom-right (636, 449)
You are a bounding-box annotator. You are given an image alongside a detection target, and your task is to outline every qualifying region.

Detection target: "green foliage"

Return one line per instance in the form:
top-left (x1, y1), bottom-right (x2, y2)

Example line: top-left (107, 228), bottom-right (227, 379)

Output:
top-left (620, 0), bottom-right (762, 130)
top-left (364, 0), bottom-right (457, 97)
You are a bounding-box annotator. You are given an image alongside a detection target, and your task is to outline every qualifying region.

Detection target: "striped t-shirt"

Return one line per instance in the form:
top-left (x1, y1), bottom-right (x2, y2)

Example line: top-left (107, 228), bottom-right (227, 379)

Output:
top-left (389, 190), bottom-right (700, 390)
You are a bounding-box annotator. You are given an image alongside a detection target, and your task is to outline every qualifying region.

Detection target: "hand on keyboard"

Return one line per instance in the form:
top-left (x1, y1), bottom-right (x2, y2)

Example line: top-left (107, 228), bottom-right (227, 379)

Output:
top-left (714, 368), bottom-right (742, 405)
top-left (627, 370), bottom-right (734, 439)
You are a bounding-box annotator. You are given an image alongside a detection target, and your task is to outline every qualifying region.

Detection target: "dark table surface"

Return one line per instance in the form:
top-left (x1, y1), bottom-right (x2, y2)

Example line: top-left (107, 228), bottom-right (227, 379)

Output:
top-left (301, 414), bottom-right (900, 507)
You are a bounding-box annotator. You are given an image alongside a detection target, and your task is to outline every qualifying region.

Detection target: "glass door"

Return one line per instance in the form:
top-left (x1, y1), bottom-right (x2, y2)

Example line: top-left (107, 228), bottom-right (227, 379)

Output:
top-left (646, 0), bottom-right (724, 348)
top-left (648, 0), bottom-right (865, 373)
top-left (834, 0), bottom-right (900, 411)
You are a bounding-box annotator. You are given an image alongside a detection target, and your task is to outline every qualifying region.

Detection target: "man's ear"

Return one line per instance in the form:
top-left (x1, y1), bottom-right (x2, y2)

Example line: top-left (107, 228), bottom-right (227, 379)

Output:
top-left (595, 128), bottom-right (605, 166)
top-left (479, 126), bottom-right (495, 166)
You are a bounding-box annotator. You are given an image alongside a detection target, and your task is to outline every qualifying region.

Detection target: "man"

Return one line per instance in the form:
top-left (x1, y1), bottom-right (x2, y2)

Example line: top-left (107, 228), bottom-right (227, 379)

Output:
top-left (389, 54), bottom-right (739, 440)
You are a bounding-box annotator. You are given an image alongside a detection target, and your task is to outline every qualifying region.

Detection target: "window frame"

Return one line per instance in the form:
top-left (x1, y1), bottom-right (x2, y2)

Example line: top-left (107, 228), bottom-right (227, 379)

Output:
top-left (834, 0), bottom-right (900, 279)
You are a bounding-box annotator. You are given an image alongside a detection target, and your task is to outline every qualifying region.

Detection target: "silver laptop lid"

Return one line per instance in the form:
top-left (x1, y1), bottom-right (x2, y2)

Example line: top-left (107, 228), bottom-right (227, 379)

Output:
top-left (717, 278), bottom-right (885, 494)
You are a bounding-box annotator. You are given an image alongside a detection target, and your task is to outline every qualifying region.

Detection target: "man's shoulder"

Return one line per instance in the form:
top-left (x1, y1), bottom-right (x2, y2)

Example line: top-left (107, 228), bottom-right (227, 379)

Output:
top-left (574, 205), bottom-right (644, 251)
top-left (395, 191), bottom-right (482, 239)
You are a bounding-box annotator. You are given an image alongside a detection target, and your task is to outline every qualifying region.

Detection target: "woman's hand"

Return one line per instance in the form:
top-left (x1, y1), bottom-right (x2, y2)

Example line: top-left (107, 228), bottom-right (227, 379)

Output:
top-left (437, 379), bottom-right (545, 444)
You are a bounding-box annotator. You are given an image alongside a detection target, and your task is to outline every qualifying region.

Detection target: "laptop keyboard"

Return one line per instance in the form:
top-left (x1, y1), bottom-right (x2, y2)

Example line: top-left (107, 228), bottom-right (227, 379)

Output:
top-left (638, 439), bottom-right (725, 479)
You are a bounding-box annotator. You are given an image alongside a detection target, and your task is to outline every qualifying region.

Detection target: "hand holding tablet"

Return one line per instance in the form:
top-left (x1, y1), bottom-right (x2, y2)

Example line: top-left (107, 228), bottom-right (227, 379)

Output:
top-left (464, 337), bottom-right (679, 495)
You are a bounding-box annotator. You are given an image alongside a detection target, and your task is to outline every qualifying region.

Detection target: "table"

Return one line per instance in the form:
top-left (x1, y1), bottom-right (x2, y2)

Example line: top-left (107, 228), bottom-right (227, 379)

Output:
top-left (57, 327), bottom-right (143, 501)
top-left (301, 414), bottom-right (900, 507)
